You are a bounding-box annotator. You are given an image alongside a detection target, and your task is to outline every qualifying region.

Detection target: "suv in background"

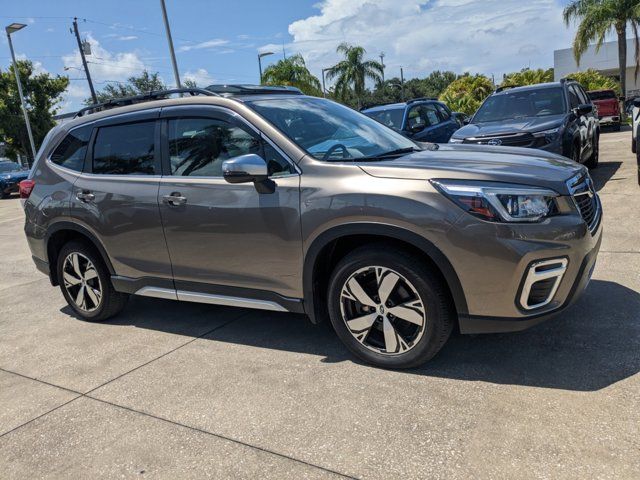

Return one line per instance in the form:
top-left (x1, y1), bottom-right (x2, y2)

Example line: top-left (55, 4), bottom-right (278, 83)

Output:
top-left (22, 86), bottom-right (602, 369)
top-left (588, 89), bottom-right (621, 131)
top-left (362, 98), bottom-right (460, 143)
top-left (450, 79), bottom-right (600, 168)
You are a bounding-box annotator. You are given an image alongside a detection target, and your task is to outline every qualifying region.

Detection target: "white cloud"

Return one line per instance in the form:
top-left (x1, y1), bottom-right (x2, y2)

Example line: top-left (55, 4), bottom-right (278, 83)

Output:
top-left (15, 53), bottom-right (48, 75)
top-left (178, 39), bottom-right (229, 52)
top-left (267, 0), bottom-right (576, 81)
top-left (182, 68), bottom-right (216, 87)
top-left (117, 35), bottom-right (138, 41)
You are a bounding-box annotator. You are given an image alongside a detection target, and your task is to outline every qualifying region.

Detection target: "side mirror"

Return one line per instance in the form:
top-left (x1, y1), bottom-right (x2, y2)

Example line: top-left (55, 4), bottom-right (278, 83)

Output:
top-left (633, 98), bottom-right (640, 108)
top-left (222, 154), bottom-right (268, 184)
top-left (574, 104), bottom-right (593, 116)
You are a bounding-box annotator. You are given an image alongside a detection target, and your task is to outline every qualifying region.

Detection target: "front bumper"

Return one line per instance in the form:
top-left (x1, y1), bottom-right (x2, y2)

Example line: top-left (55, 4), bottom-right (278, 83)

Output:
top-left (440, 207), bottom-right (603, 334)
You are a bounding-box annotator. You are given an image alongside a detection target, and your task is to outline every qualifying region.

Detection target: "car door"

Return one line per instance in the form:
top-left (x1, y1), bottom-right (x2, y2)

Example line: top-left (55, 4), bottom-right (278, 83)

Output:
top-left (157, 105), bottom-right (302, 303)
top-left (568, 85), bottom-right (589, 161)
top-left (575, 84), bottom-right (596, 152)
top-left (434, 103), bottom-right (459, 141)
top-left (70, 109), bottom-right (174, 285)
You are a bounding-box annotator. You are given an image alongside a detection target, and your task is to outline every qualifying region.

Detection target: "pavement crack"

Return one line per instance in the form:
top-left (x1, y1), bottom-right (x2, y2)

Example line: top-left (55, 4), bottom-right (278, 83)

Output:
top-left (0, 395), bottom-right (83, 439)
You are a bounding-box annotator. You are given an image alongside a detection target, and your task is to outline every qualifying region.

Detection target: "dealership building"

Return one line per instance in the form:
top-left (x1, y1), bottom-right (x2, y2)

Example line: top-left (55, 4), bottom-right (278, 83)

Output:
top-left (554, 38), bottom-right (639, 99)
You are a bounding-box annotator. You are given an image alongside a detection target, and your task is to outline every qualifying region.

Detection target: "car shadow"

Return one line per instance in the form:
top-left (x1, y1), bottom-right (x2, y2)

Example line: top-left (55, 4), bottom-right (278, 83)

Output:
top-left (590, 160), bottom-right (622, 191)
top-left (61, 279), bottom-right (639, 392)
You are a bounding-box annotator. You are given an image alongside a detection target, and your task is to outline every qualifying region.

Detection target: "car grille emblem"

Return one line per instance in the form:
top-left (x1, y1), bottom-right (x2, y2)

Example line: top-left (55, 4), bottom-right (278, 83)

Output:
top-left (487, 139), bottom-right (502, 146)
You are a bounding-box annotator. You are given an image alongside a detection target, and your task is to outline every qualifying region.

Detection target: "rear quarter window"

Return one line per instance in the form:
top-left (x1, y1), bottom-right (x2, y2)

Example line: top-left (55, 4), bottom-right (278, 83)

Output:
top-left (50, 126), bottom-right (92, 172)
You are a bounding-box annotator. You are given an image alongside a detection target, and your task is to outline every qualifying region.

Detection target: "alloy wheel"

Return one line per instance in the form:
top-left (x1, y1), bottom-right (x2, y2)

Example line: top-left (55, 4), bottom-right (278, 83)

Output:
top-left (339, 266), bottom-right (426, 355)
top-left (62, 252), bottom-right (102, 312)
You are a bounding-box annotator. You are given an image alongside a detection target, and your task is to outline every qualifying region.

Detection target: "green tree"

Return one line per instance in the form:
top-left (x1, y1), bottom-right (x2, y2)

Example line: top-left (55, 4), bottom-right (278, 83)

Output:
top-left (262, 54), bottom-right (322, 96)
top-left (360, 71), bottom-right (459, 109)
top-left (502, 68), bottom-right (554, 87)
top-left (0, 60), bottom-right (69, 163)
top-left (568, 68), bottom-right (620, 91)
top-left (439, 74), bottom-right (494, 115)
top-left (563, 0), bottom-right (640, 101)
top-left (326, 43), bottom-right (384, 108)
top-left (90, 71), bottom-right (166, 104)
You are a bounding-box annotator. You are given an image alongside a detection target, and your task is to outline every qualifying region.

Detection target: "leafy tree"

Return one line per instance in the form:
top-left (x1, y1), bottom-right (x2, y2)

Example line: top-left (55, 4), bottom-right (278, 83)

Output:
top-left (502, 68), bottom-right (554, 87)
top-left (183, 79), bottom-right (198, 88)
top-left (563, 0), bottom-right (640, 101)
top-left (567, 68), bottom-right (620, 92)
top-left (89, 71), bottom-right (166, 104)
top-left (439, 74), bottom-right (494, 115)
top-left (0, 60), bottom-right (69, 163)
top-left (262, 54), bottom-right (322, 96)
top-left (326, 43), bottom-right (384, 108)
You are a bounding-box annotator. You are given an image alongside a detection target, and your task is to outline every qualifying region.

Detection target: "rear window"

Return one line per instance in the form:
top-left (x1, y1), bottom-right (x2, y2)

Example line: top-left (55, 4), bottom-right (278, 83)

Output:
top-left (92, 121), bottom-right (156, 175)
top-left (588, 90), bottom-right (617, 101)
top-left (50, 126), bottom-right (92, 172)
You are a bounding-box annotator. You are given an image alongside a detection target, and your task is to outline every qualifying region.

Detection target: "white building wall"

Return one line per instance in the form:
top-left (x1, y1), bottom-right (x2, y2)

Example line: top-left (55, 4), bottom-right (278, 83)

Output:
top-left (554, 38), bottom-right (640, 97)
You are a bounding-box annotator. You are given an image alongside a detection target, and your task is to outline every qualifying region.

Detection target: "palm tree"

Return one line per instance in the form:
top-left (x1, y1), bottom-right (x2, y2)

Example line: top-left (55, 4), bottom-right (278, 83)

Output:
top-left (563, 0), bottom-right (640, 102)
top-left (502, 68), bottom-right (555, 87)
top-left (326, 43), bottom-right (383, 108)
top-left (262, 54), bottom-right (322, 96)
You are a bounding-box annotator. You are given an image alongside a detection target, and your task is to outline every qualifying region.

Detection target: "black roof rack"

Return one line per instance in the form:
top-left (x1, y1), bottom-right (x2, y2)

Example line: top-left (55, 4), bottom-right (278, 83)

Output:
top-left (74, 88), bottom-right (217, 118)
top-left (204, 84), bottom-right (303, 97)
top-left (406, 97), bottom-right (438, 104)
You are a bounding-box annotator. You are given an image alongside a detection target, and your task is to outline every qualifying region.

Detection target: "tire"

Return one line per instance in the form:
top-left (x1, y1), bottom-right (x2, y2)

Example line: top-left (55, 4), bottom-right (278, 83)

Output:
top-left (57, 240), bottom-right (128, 322)
top-left (327, 245), bottom-right (454, 369)
top-left (584, 133), bottom-right (599, 169)
top-left (633, 134), bottom-right (637, 154)
top-left (570, 142), bottom-right (581, 164)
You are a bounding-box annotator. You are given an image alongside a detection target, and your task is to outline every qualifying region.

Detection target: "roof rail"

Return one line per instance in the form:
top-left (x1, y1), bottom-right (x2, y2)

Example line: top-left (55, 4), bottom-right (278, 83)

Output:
top-left (204, 84), bottom-right (303, 97)
top-left (495, 84), bottom-right (519, 93)
top-left (406, 97), bottom-right (438, 104)
top-left (74, 88), bottom-right (218, 118)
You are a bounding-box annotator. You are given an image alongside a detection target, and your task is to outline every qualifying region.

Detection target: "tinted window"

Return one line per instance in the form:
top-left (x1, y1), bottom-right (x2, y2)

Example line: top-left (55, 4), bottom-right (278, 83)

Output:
top-left (406, 106), bottom-right (426, 130)
top-left (262, 142), bottom-right (294, 177)
top-left (50, 126), bottom-right (92, 172)
top-left (364, 107), bottom-right (404, 130)
top-left (575, 85), bottom-right (589, 104)
top-left (474, 88), bottom-right (566, 122)
top-left (422, 104), bottom-right (441, 126)
top-left (93, 121), bottom-right (156, 175)
top-left (168, 117), bottom-right (261, 177)
top-left (434, 103), bottom-right (451, 120)
top-left (568, 86), bottom-right (581, 109)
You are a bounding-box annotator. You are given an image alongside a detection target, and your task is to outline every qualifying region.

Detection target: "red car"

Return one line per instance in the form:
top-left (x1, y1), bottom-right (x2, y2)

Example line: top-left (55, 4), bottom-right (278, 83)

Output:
top-left (588, 89), bottom-right (621, 131)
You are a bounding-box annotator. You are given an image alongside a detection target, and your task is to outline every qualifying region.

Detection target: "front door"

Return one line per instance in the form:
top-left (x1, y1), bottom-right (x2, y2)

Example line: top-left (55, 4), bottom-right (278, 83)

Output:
top-left (157, 105), bottom-right (302, 302)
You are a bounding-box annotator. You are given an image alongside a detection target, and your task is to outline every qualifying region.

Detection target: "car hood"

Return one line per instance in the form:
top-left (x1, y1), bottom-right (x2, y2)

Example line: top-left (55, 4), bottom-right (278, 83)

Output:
top-left (453, 114), bottom-right (565, 138)
top-left (358, 144), bottom-right (585, 194)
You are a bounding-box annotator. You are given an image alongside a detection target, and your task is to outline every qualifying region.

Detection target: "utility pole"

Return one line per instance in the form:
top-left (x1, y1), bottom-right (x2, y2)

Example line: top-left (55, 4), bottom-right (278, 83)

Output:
top-left (72, 18), bottom-right (97, 104)
top-left (379, 52), bottom-right (385, 83)
top-left (160, 0), bottom-right (181, 89)
top-left (5, 23), bottom-right (37, 164)
top-left (400, 67), bottom-right (405, 101)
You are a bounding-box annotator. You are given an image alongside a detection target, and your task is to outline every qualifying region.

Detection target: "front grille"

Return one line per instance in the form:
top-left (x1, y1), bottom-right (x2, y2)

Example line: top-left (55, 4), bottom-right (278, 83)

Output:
top-left (463, 132), bottom-right (535, 148)
top-left (567, 173), bottom-right (601, 234)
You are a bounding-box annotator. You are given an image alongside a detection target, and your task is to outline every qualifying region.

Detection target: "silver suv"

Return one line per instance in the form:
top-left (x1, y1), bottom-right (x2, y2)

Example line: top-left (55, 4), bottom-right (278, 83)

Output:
top-left (22, 87), bottom-right (602, 369)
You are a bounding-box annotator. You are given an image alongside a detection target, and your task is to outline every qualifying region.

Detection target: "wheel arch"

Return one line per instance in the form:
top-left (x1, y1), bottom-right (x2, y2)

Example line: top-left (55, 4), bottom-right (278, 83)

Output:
top-left (303, 223), bottom-right (468, 325)
top-left (46, 221), bottom-right (115, 286)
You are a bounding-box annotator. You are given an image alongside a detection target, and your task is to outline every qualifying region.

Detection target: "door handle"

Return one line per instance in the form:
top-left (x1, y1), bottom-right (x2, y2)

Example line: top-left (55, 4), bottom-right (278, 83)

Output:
top-left (163, 192), bottom-right (187, 206)
top-left (76, 191), bottom-right (95, 202)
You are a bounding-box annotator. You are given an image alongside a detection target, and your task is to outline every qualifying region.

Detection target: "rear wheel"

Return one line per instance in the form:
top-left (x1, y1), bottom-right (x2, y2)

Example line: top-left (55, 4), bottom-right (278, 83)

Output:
top-left (57, 241), bottom-right (128, 322)
top-left (327, 246), bottom-right (454, 369)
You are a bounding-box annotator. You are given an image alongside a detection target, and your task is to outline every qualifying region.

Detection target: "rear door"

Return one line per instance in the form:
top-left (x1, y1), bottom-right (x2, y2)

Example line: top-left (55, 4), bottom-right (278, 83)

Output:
top-left (70, 109), bottom-right (173, 284)
top-left (157, 105), bottom-right (302, 301)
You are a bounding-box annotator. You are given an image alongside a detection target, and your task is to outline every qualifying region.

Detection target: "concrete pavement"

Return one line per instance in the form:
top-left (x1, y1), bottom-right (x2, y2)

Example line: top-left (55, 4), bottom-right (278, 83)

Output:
top-left (0, 129), bottom-right (638, 479)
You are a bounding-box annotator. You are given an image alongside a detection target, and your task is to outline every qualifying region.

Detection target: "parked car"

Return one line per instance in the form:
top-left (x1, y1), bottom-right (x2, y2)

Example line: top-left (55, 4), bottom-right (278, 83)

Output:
top-left (587, 89), bottom-right (621, 131)
top-left (22, 86), bottom-right (602, 369)
top-left (450, 79), bottom-right (600, 168)
top-left (0, 160), bottom-right (29, 198)
top-left (631, 97), bottom-right (640, 184)
top-left (362, 98), bottom-right (460, 143)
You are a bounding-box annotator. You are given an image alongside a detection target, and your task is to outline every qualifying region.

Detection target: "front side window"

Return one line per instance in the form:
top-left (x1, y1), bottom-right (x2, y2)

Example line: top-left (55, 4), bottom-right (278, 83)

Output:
top-left (435, 103), bottom-right (451, 120)
top-left (93, 121), bottom-right (156, 175)
top-left (364, 107), bottom-right (404, 130)
top-left (568, 86), bottom-right (581, 109)
top-left (474, 87), bottom-right (566, 122)
top-left (50, 126), bottom-right (92, 172)
top-left (247, 97), bottom-right (417, 161)
top-left (422, 104), bottom-right (441, 126)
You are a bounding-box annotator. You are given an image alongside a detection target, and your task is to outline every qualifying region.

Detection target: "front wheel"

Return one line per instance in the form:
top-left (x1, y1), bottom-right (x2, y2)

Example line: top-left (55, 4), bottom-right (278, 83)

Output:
top-left (584, 134), bottom-right (599, 169)
top-left (327, 246), bottom-right (454, 369)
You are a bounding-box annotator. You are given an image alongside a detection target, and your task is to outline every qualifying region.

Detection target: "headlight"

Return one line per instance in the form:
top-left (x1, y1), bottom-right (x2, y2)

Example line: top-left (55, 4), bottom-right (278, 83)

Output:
top-left (432, 180), bottom-right (559, 222)
top-left (532, 127), bottom-right (561, 143)
top-left (449, 137), bottom-right (464, 144)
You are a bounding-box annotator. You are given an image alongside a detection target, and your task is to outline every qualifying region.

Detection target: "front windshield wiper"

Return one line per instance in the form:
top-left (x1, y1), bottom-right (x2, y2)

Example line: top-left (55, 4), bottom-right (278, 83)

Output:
top-left (361, 146), bottom-right (421, 161)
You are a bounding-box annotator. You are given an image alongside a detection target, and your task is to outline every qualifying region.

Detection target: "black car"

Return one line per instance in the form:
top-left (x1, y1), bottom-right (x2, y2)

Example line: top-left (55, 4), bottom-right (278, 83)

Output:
top-left (450, 79), bottom-right (600, 168)
top-left (362, 98), bottom-right (461, 143)
top-left (0, 160), bottom-right (29, 198)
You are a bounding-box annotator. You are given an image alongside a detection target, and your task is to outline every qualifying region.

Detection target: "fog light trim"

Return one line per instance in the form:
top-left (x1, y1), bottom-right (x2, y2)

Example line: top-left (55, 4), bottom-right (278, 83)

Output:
top-left (519, 258), bottom-right (568, 310)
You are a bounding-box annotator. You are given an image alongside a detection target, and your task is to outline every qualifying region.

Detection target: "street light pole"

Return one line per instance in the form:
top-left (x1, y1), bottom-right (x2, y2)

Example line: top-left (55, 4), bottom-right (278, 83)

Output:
top-left (160, 0), bottom-right (181, 89)
top-left (72, 18), bottom-right (97, 104)
top-left (5, 23), bottom-right (37, 165)
top-left (258, 51), bottom-right (274, 85)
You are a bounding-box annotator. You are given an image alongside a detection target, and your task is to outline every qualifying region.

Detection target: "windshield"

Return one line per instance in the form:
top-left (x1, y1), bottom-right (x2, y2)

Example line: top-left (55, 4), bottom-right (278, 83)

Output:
top-left (246, 97), bottom-right (417, 160)
top-left (363, 107), bottom-right (405, 130)
top-left (473, 87), bottom-right (566, 123)
top-left (0, 162), bottom-right (21, 173)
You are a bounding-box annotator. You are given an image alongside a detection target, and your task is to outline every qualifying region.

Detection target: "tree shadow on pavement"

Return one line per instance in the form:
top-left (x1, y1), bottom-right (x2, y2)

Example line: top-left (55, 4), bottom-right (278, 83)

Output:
top-left (64, 279), bottom-right (640, 393)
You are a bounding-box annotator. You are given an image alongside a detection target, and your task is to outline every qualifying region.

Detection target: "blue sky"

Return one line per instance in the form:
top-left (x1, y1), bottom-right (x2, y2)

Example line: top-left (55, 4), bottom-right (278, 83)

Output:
top-left (1, 0), bottom-right (579, 113)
